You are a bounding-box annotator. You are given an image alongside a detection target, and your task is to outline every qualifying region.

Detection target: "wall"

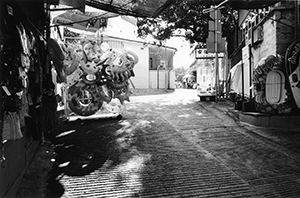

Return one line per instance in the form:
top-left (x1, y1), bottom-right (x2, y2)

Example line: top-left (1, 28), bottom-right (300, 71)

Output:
top-left (107, 37), bottom-right (176, 89)
top-left (123, 41), bottom-right (150, 89)
top-left (252, 5), bottom-right (295, 67)
top-left (252, 19), bottom-right (277, 67)
top-left (149, 70), bottom-right (175, 89)
top-left (169, 71), bottom-right (175, 89)
top-left (196, 59), bottom-right (214, 90)
top-left (195, 57), bottom-right (225, 91)
top-left (106, 37), bottom-right (149, 89)
top-left (244, 5), bottom-right (295, 98)
top-left (149, 46), bottom-right (175, 70)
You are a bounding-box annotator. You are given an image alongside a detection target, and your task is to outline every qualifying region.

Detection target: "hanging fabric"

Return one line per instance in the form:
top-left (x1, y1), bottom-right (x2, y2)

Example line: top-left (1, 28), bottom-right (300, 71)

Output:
top-left (2, 112), bottom-right (23, 140)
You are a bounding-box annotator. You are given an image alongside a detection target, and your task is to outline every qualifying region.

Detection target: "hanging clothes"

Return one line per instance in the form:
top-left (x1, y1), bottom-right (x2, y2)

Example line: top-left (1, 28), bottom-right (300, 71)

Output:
top-left (2, 111), bottom-right (23, 140)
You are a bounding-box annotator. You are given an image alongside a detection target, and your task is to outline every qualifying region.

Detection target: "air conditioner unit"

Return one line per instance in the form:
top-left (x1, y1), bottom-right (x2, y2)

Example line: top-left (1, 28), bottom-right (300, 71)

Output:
top-left (252, 26), bottom-right (264, 44)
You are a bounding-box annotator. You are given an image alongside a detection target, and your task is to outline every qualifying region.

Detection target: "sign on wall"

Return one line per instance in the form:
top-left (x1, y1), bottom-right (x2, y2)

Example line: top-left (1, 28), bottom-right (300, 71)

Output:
top-left (195, 48), bottom-right (224, 59)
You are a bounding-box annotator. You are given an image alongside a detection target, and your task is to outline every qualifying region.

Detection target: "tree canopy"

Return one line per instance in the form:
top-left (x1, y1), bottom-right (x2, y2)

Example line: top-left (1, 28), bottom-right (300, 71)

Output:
top-left (137, 0), bottom-right (237, 44)
top-left (174, 66), bottom-right (189, 82)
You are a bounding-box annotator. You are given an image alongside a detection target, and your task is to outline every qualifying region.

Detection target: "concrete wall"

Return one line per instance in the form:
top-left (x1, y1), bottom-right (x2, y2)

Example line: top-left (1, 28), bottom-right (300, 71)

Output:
top-left (108, 37), bottom-right (176, 89)
top-left (243, 5), bottom-right (295, 98)
top-left (252, 19), bottom-right (277, 67)
top-left (149, 46), bottom-right (175, 70)
top-left (195, 58), bottom-right (225, 91)
top-left (149, 70), bottom-right (175, 89)
top-left (252, 6), bottom-right (295, 66)
top-left (196, 59), bottom-right (214, 90)
top-left (108, 37), bottom-right (150, 89)
top-left (169, 71), bottom-right (175, 89)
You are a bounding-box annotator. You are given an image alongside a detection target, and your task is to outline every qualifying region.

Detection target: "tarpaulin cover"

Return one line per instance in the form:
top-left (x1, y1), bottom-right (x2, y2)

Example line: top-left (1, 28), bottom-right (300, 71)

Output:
top-left (85, 0), bottom-right (172, 18)
top-left (51, 0), bottom-right (173, 31)
top-left (50, 0), bottom-right (172, 17)
top-left (52, 9), bottom-right (119, 31)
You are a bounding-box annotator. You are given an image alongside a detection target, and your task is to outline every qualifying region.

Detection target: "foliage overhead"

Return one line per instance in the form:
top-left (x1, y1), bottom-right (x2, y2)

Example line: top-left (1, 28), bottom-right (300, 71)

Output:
top-left (174, 66), bottom-right (189, 82)
top-left (137, 0), bottom-right (237, 44)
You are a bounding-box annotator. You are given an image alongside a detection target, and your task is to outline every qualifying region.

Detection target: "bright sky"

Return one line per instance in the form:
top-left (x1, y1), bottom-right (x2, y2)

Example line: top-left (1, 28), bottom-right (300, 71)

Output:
top-left (166, 37), bottom-right (191, 68)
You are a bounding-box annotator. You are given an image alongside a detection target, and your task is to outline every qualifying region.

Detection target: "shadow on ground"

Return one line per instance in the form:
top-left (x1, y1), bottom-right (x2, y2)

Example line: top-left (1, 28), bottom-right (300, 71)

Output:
top-left (44, 117), bottom-right (124, 197)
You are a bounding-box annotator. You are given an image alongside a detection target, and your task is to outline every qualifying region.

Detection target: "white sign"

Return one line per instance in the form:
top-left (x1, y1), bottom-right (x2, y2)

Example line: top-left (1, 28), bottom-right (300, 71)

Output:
top-left (195, 48), bottom-right (224, 59)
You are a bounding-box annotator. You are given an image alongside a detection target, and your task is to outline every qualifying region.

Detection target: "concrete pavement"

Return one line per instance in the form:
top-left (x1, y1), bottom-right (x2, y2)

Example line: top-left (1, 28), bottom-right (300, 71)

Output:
top-left (16, 89), bottom-right (300, 197)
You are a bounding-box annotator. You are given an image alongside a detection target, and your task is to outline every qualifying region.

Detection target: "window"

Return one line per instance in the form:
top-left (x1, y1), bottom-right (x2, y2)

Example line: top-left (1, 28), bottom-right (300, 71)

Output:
top-left (149, 58), bottom-right (153, 70)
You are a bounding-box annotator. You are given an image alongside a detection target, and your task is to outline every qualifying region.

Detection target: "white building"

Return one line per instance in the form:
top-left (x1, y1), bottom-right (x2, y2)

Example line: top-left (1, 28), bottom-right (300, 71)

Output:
top-left (189, 46), bottom-right (226, 92)
top-left (105, 36), bottom-right (177, 89)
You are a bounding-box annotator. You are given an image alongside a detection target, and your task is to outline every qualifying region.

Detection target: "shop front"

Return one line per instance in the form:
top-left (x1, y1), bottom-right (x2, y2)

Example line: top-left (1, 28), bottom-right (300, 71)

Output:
top-left (0, 0), bottom-right (58, 196)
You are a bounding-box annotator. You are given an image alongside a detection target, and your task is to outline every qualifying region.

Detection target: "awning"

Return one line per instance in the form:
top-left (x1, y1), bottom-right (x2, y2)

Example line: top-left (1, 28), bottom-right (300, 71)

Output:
top-left (50, 0), bottom-right (174, 18)
top-left (85, 0), bottom-right (173, 18)
top-left (50, 0), bottom-right (281, 19)
top-left (51, 8), bottom-right (120, 31)
top-left (50, 0), bottom-right (174, 32)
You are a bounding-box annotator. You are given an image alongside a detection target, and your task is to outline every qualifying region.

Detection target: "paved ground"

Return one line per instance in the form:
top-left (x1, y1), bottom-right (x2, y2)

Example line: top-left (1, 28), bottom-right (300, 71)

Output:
top-left (16, 89), bottom-right (300, 197)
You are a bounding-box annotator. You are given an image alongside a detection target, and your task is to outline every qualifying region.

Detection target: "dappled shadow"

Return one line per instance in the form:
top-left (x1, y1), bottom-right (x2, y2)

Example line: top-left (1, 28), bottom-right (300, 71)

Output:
top-left (44, 117), bottom-right (122, 197)
top-left (44, 116), bottom-right (151, 197)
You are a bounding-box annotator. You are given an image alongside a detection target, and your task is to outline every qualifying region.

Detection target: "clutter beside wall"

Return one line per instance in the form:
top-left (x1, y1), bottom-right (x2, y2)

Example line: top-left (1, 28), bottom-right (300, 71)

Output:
top-left (0, 1), bottom-right (57, 197)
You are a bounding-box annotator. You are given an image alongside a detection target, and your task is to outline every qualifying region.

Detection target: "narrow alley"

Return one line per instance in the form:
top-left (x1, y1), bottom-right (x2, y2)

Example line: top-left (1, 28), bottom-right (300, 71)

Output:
top-left (17, 89), bottom-right (300, 198)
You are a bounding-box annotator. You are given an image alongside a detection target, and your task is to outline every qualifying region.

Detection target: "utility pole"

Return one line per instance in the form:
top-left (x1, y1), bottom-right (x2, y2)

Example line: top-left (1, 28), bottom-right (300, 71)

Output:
top-left (296, 0), bottom-right (299, 39)
top-left (214, 9), bottom-right (219, 102)
top-left (207, 7), bottom-right (224, 102)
